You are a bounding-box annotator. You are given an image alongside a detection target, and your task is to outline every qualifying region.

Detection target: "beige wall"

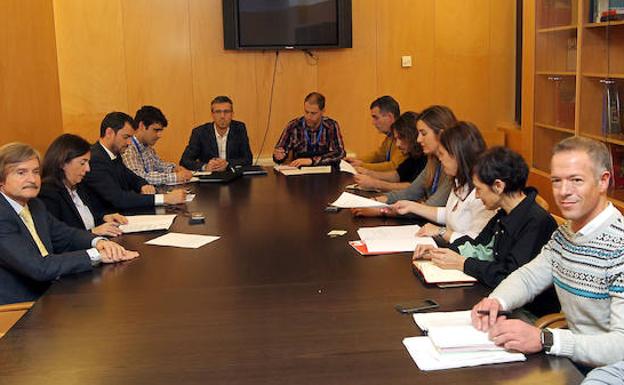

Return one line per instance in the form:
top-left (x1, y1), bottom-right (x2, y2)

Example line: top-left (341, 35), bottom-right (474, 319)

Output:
top-left (1, 0), bottom-right (516, 162)
top-left (0, 0), bottom-right (63, 153)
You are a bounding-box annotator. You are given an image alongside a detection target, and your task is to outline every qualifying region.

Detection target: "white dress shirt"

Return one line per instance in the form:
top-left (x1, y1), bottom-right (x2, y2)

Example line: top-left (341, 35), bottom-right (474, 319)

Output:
top-left (435, 184), bottom-right (496, 243)
top-left (215, 127), bottom-right (229, 160)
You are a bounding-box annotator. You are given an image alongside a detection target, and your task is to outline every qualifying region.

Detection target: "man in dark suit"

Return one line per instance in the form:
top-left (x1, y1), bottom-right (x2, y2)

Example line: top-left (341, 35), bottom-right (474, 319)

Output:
top-left (83, 112), bottom-right (186, 215)
top-left (0, 143), bottom-right (138, 304)
top-left (179, 96), bottom-right (253, 171)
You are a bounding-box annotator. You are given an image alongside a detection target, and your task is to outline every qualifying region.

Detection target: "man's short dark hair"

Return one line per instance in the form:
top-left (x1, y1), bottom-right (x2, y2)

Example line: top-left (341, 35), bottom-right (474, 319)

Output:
top-left (473, 146), bottom-right (529, 194)
top-left (134, 106), bottom-right (167, 129)
top-left (99, 112), bottom-right (135, 138)
top-left (370, 96), bottom-right (400, 119)
top-left (304, 92), bottom-right (325, 110)
top-left (211, 96), bottom-right (233, 110)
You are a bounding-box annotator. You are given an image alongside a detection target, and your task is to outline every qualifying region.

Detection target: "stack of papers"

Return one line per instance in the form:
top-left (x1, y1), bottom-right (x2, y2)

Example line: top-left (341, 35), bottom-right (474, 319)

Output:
top-left (355, 224), bottom-right (436, 253)
top-left (331, 192), bottom-right (387, 208)
top-left (274, 165), bottom-right (332, 176)
top-left (119, 215), bottom-right (177, 233)
top-left (412, 260), bottom-right (477, 285)
top-left (403, 310), bottom-right (525, 370)
top-left (339, 160), bottom-right (358, 175)
top-left (145, 233), bottom-right (220, 248)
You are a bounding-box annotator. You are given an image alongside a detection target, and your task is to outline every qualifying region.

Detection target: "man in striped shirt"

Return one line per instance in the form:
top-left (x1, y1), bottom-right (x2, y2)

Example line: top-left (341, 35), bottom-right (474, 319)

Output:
top-left (273, 92), bottom-right (346, 167)
top-left (122, 106), bottom-right (193, 185)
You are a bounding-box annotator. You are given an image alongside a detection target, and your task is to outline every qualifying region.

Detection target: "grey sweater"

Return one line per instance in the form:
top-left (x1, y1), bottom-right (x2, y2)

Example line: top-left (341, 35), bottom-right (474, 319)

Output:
top-left (490, 205), bottom-right (624, 367)
top-left (384, 162), bottom-right (452, 206)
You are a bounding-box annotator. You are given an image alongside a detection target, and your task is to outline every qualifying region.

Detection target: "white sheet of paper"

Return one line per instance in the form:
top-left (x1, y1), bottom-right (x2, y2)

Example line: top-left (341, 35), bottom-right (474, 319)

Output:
top-left (357, 224), bottom-right (421, 240)
top-left (279, 166), bottom-right (332, 176)
top-left (402, 337), bottom-right (525, 371)
top-left (364, 237), bottom-right (436, 253)
top-left (327, 230), bottom-right (347, 236)
top-left (413, 261), bottom-right (477, 284)
top-left (339, 160), bottom-right (357, 175)
top-left (192, 171), bottom-right (212, 177)
top-left (186, 194), bottom-right (196, 202)
top-left (119, 215), bottom-right (177, 234)
top-left (145, 233), bottom-right (220, 249)
top-left (412, 310), bottom-right (473, 331)
top-left (331, 192), bottom-right (388, 208)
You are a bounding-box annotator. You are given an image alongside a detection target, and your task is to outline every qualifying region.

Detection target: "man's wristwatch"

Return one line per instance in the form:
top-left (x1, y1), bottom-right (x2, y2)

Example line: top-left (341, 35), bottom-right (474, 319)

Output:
top-left (438, 227), bottom-right (447, 237)
top-left (540, 329), bottom-right (554, 353)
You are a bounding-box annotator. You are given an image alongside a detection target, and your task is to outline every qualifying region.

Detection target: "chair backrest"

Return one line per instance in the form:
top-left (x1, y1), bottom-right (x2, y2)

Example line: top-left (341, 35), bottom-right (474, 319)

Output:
top-left (535, 194), bottom-right (549, 212)
top-left (534, 312), bottom-right (567, 329)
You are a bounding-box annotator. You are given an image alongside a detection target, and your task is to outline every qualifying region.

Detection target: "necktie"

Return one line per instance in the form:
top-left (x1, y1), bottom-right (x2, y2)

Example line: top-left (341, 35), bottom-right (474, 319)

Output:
top-left (19, 205), bottom-right (49, 257)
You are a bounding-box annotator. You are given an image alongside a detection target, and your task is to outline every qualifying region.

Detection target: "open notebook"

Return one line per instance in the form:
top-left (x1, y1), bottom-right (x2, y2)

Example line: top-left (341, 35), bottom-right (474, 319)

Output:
top-left (412, 260), bottom-right (477, 285)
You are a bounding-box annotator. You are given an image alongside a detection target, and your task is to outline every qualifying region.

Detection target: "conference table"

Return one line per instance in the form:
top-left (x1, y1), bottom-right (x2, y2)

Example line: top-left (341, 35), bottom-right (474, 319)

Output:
top-left (0, 170), bottom-right (584, 384)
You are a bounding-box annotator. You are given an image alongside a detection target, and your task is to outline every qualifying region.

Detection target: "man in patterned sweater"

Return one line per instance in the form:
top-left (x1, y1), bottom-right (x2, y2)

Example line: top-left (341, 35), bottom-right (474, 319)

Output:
top-left (471, 136), bottom-right (624, 368)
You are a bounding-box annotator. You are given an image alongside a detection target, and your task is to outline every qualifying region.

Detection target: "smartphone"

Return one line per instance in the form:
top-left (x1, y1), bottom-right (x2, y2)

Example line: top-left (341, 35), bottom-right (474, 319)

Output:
top-left (394, 299), bottom-right (439, 314)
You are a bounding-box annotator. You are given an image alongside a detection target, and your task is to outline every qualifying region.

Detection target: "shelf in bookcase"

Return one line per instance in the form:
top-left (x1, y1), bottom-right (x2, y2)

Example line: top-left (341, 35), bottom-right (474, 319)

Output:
top-left (535, 71), bottom-right (576, 77)
top-left (537, 24), bottom-right (577, 33)
top-left (535, 123), bottom-right (575, 134)
top-left (582, 133), bottom-right (624, 147)
top-left (531, 168), bottom-right (551, 178)
top-left (584, 20), bottom-right (624, 29)
top-left (582, 73), bottom-right (624, 79)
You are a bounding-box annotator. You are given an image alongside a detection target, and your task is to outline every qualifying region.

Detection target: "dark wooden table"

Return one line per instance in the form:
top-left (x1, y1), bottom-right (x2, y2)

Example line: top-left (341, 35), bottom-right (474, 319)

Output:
top-left (0, 171), bottom-right (584, 385)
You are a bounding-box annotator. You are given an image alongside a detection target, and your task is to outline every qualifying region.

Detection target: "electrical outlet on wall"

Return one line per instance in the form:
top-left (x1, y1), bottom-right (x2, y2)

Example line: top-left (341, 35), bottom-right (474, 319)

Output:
top-left (401, 56), bottom-right (412, 68)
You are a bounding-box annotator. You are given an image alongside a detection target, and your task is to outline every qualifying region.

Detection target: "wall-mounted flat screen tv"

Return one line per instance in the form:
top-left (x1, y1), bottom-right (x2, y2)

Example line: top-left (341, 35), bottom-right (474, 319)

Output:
top-left (223, 0), bottom-right (352, 50)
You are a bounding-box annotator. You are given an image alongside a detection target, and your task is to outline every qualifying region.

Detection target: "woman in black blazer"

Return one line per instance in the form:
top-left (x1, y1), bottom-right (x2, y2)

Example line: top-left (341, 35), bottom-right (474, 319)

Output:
top-left (39, 134), bottom-right (127, 237)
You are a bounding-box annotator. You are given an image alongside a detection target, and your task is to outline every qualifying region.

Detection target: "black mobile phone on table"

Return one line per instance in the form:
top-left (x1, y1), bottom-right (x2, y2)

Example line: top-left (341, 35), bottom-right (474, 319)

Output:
top-left (394, 299), bottom-right (439, 314)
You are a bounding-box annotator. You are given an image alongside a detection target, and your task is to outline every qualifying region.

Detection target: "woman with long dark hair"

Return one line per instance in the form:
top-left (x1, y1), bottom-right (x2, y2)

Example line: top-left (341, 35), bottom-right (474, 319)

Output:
top-left (39, 134), bottom-right (127, 236)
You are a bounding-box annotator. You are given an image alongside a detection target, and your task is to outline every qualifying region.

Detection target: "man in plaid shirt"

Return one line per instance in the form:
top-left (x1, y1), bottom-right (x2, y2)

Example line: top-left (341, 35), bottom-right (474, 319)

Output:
top-left (122, 106), bottom-right (193, 185)
top-left (273, 92), bottom-right (346, 167)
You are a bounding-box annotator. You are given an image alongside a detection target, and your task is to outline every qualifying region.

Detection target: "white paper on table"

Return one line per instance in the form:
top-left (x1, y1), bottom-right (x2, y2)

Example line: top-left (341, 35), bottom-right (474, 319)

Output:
top-left (427, 325), bottom-right (502, 352)
top-left (339, 160), bottom-right (357, 175)
top-left (412, 310), bottom-right (473, 331)
top-left (357, 224), bottom-right (421, 241)
top-left (278, 166), bottom-right (332, 176)
top-left (402, 337), bottom-right (525, 371)
top-left (145, 233), bottom-right (220, 248)
top-left (166, 177), bottom-right (199, 186)
top-left (119, 215), bottom-right (177, 234)
top-left (364, 237), bottom-right (436, 253)
top-left (330, 192), bottom-right (388, 208)
top-left (186, 194), bottom-right (196, 203)
top-left (192, 171), bottom-right (212, 177)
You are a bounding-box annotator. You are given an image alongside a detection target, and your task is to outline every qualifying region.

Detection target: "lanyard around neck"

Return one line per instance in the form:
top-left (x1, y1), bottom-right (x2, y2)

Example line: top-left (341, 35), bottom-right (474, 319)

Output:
top-left (302, 118), bottom-right (324, 151)
top-left (131, 136), bottom-right (149, 173)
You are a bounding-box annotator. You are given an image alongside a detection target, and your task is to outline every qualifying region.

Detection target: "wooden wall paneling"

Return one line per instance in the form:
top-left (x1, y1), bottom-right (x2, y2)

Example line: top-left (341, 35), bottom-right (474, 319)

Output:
top-left (317, 0), bottom-right (378, 156)
top-left (375, 0), bottom-right (436, 113)
top-left (0, 0), bottom-right (63, 153)
top-left (433, 0), bottom-right (492, 130)
top-left (52, 0), bottom-right (128, 143)
top-left (121, 0), bottom-right (195, 163)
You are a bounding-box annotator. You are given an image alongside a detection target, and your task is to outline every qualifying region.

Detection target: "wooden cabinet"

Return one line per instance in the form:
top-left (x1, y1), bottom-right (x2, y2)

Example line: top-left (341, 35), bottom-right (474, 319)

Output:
top-left (528, 0), bottom-right (624, 207)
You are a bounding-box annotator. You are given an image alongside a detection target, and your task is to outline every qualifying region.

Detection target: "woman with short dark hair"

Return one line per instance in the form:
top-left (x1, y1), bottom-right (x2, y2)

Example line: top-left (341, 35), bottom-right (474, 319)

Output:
top-left (39, 134), bottom-right (127, 236)
top-left (413, 146), bottom-right (559, 315)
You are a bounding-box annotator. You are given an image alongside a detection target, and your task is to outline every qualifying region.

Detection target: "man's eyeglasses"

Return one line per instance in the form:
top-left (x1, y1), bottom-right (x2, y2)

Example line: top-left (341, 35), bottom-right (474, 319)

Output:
top-left (212, 109), bottom-right (232, 115)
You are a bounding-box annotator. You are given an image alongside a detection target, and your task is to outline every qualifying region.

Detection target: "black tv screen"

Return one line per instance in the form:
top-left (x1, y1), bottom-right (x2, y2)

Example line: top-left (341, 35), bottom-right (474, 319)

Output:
top-left (223, 0), bottom-right (352, 50)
